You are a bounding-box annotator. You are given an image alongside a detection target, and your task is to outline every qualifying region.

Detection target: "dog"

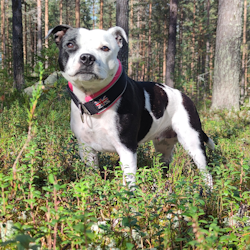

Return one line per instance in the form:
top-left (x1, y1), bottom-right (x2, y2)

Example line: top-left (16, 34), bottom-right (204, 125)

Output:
top-left (46, 25), bottom-right (215, 189)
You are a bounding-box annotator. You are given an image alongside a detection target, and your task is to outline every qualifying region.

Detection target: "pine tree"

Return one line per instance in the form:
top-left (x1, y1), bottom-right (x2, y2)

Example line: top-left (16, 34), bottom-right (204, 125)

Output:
top-left (116, 0), bottom-right (129, 72)
top-left (165, 0), bottom-right (178, 87)
top-left (37, 0), bottom-right (42, 56)
top-left (1, 0), bottom-right (5, 69)
top-left (211, 0), bottom-right (243, 110)
top-left (12, 0), bottom-right (24, 90)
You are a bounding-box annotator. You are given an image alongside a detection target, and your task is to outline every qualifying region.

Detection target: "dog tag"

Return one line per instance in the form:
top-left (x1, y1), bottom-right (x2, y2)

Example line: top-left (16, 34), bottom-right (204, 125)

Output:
top-left (78, 104), bottom-right (84, 123)
top-left (80, 113), bottom-right (84, 123)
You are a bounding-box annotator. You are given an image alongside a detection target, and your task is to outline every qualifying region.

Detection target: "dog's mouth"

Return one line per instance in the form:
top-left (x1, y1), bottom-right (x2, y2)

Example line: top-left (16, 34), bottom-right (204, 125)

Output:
top-left (70, 71), bottom-right (99, 80)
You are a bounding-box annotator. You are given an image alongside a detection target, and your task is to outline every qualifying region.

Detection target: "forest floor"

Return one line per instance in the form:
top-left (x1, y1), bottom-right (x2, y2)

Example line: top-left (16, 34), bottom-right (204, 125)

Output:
top-left (0, 79), bottom-right (250, 249)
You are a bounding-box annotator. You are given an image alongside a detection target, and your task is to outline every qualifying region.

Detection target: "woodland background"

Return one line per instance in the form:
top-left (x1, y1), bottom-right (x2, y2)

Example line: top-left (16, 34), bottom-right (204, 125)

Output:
top-left (0, 0), bottom-right (249, 107)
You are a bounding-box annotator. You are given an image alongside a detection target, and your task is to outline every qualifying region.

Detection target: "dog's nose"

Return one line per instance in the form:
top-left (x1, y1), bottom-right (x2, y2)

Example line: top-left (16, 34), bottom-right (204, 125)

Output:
top-left (80, 54), bottom-right (96, 66)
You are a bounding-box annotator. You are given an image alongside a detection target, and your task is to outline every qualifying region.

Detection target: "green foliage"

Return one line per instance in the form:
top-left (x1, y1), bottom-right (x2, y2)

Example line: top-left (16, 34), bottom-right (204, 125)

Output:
top-left (0, 67), bottom-right (250, 249)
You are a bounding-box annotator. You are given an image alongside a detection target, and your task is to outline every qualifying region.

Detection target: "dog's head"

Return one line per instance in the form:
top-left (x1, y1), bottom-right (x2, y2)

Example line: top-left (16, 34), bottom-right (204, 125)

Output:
top-left (46, 25), bottom-right (127, 93)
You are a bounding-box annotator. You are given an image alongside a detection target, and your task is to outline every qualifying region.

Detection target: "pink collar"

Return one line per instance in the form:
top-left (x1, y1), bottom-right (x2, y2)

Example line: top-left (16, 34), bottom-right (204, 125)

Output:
top-left (67, 60), bottom-right (126, 116)
top-left (68, 60), bottom-right (122, 102)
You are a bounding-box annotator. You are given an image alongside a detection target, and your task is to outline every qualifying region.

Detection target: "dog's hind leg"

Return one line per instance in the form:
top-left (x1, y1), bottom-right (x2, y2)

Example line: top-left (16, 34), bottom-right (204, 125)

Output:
top-left (172, 120), bottom-right (213, 189)
top-left (153, 129), bottom-right (178, 175)
top-left (78, 142), bottom-right (99, 170)
top-left (171, 94), bottom-right (213, 189)
top-left (171, 111), bottom-right (213, 189)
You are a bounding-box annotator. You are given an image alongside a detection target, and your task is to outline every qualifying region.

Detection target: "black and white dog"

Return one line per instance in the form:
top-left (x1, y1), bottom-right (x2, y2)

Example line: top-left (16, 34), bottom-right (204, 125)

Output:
top-left (47, 25), bottom-right (215, 189)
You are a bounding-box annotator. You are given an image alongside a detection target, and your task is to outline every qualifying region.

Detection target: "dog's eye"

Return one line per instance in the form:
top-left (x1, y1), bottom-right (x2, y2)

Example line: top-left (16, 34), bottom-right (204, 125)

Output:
top-left (67, 43), bottom-right (74, 49)
top-left (101, 46), bottom-right (110, 52)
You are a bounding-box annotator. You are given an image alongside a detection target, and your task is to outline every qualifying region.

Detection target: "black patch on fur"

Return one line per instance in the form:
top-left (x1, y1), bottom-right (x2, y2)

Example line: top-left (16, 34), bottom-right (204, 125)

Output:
top-left (116, 77), bottom-right (153, 153)
top-left (137, 108), bottom-right (153, 142)
top-left (181, 93), bottom-right (201, 131)
top-left (181, 93), bottom-right (207, 152)
top-left (58, 29), bottom-right (80, 72)
top-left (202, 130), bottom-right (209, 143)
top-left (139, 82), bottom-right (168, 119)
top-left (58, 47), bottom-right (69, 72)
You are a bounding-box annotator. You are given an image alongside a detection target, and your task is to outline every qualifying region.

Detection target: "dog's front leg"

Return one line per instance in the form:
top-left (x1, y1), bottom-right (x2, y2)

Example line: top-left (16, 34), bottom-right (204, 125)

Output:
top-left (117, 147), bottom-right (137, 189)
top-left (78, 142), bottom-right (99, 170)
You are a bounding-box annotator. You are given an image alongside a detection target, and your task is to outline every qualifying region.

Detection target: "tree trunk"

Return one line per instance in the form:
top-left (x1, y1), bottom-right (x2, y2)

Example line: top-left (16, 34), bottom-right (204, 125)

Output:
top-left (60, 0), bottom-right (63, 24)
top-left (241, 0), bottom-right (247, 97)
top-left (209, 37), bottom-right (214, 90)
top-left (34, 23), bottom-right (37, 60)
top-left (190, 0), bottom-right (196, 85)
top-left (135, 5), bottom-right (140, 81)
top-left (109, 2), bottom-right (113, 28)
top-left (211, 0), bottom-right (243, 110)
top-left (6, 0), bottom-right (11, 73)
top-left (99, 0), bottom-right (103, 29)
top-left (66, 0), bottom-right (69, 25)
top-left (45, 0), bottom-right (49, 68)
top-left (23, 3), bottom-right (27, 67)
top-left (163, 11), bottom-right (167, 83)
top-left (37, 0), bottom-right (42, 56)
top-left (165, 0), bottom-right (178, 88)
top-left (147, 1), bottom-right (152, 81)
top-left (45, 0), bottom-right (48, 47)
top-left (12, 0), bottom-right (25, 90)
top-left (92, 0), bottom-right (95, 29)
top-left (205, 0), bottom-right (211, 88)
top-left (29, 12), bottom-right (35, 68)
top-left (116, 0), bottom-right (129, 73)
top-left (128, 0), bottom-right (133, 76)
top-left (75, 0), bottom-right (80, 27)
top-left (1, 0), bottom-right (5, 69)
top-left (178, 5), bottom-right (183, 80)
top-left (141, 24), bottom-right (146, 81)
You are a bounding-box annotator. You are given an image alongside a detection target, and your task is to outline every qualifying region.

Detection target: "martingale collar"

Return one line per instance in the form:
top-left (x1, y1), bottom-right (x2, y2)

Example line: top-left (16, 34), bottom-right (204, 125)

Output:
top-left (67, 60), bottom-right (127, 116)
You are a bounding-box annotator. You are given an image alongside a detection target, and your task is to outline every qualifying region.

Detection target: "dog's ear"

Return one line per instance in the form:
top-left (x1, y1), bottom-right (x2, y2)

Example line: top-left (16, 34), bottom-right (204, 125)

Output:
top-left (45, 24), bottom-right (72, 46)
top-left (107, 26), bottom-right (128, 48)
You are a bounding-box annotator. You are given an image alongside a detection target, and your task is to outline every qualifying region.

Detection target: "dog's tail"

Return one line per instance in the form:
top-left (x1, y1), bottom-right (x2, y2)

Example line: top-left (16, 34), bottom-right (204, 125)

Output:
top-left (202, 130), bottom-right (215, 150)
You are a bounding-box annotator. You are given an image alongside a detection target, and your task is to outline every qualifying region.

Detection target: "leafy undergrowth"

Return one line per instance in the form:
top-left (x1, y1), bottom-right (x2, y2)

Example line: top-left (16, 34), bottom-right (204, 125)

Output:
top-left (0, 79), bottom-right (250, 249)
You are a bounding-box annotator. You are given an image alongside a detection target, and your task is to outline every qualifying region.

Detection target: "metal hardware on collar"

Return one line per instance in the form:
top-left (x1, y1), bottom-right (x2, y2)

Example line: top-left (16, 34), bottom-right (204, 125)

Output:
top-left (81, 103), bottom-right (91, 115)
top-left (77, 104), bottom-right (86, 123)
top-left (80, 103), bottom-right (91, 122)
top-left (80, 112), bottom-right (84, 123)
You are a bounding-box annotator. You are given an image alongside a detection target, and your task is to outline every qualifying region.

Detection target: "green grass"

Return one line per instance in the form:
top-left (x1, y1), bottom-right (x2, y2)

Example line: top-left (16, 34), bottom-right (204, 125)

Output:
top-left (0, 75), bottom-right (250, 249)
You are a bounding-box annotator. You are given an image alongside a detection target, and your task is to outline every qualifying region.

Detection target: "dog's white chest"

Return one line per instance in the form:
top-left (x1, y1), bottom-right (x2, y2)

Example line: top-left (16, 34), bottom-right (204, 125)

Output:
top-left (70, 101), bottom-right (119, 152)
